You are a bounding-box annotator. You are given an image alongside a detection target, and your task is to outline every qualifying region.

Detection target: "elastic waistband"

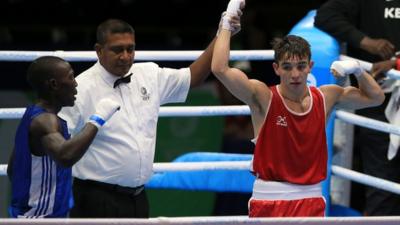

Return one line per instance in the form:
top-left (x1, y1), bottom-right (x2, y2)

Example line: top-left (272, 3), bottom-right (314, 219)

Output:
top-left (74, 178), bottom-right (144, 196)
top-left (251, 178), bottom-right (322, 201)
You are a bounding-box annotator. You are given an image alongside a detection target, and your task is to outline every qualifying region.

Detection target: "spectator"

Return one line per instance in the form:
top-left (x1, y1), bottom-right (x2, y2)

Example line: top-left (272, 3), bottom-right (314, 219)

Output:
top-left (315, 0), bottom-right (400, 215)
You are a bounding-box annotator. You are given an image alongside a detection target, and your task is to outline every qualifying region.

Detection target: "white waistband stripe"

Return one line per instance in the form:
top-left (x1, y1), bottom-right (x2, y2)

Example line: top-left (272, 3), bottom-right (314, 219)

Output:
top-left (251, 179), bottom-right (323, 201)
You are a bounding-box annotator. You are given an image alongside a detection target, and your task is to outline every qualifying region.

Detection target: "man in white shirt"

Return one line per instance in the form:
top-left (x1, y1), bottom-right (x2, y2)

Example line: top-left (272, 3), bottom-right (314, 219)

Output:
top-left (59, 13), bottom-right (242, 218)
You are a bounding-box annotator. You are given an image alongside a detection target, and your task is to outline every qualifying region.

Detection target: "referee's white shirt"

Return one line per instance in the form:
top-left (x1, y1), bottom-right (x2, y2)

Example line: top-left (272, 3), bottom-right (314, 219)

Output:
top-left (59, 61), bottom-right (190, 188)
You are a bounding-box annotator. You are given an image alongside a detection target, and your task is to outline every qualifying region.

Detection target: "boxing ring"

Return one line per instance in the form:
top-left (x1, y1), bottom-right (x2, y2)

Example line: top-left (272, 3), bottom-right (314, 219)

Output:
top-left (1, 9), bottom-right (400, 225)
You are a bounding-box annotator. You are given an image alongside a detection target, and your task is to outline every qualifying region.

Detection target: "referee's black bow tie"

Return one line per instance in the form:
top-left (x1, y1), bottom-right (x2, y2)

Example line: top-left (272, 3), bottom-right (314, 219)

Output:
top-left (113, 73), bottom-right (133, 88)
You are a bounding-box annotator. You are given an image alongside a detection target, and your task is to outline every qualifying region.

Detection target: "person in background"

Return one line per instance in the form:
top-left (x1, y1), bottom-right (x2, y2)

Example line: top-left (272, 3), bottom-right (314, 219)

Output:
top-left (314, 0), bottom-right (400, 215)
top-left (372, 55), bottom-right (400, 81)
top-left (8, 56), bottom-right (120, 218)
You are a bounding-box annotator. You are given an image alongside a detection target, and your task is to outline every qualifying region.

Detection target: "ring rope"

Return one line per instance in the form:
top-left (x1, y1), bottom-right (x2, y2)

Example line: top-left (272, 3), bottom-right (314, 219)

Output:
top-left (1, 161), bottom-right (400, 195)
top-left (0, 106), bottom-right (251, 119)
top-left (340, 55), bottom-right (400, 80)
top-left (0, 215), bottom-right (400, 225)
top-left (0, 50), bottom-right (274, 62)
top-left (336, 110), bottom-right (400, 136)
top-left (0, 51), bottom-right (399, 79)
top-left (331, 165), bottom-right (400, 195)
top-left (153, 161), bottom-right (251, 172)
top-left (1, 107), bottom-right (399, 138)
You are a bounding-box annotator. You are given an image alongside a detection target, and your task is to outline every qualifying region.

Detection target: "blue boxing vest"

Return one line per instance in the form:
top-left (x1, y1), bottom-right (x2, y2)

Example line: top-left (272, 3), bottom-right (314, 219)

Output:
top-left (10, 105), bottom-right (72, 218)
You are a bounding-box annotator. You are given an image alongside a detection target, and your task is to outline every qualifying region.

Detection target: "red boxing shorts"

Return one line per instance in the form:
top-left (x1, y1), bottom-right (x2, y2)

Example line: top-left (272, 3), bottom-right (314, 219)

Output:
top-left (249, 197), bottom-right (325, 217)
top-left (248, 179), bottom-right (325, 217)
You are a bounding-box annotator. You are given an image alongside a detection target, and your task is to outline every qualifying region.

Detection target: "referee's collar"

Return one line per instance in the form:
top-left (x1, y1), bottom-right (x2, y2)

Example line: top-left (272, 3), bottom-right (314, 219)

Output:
top-left (96, 62), bottom-right (131, 88)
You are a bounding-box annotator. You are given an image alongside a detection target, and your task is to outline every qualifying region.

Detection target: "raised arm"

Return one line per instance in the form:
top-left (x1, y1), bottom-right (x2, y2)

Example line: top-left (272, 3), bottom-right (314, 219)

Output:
top-left (212, 29), bottom-right (268, 106)
top-left (189, 38), bottom-right (216, 87)
top-left (189, 1), bottom-right (243, 88)
top-left (211, 0), bottom-right (269, 109)
top-left (33, 98), bottom-right (120, 167)
top-left (321, 60), bottom-right (385, 112)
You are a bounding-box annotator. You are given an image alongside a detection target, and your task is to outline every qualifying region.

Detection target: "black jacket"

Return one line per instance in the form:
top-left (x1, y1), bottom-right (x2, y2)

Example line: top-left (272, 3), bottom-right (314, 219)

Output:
top-left (314, 0), bottom-right (400, 62)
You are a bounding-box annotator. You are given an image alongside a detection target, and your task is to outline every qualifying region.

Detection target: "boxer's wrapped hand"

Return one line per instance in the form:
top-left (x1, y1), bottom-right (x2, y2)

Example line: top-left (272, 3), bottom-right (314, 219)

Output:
top-left (221, 11), bottom-right (242, 35)
top-left (330, 60), bottom-right (364, 78)
top-left (88, 98), bottom-right (120, 129)
top-left (218, 0), bottom-right (245, 36)
top-left (226, 0), bottom-right (245, 16)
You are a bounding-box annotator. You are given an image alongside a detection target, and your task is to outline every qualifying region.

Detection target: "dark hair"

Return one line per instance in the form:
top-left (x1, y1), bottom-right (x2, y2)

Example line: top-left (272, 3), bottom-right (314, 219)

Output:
top-left (96, 19), bottom-right (135, 45)
top-left (271, 35), bottom-right (311, 62)
top-left (26, 56), bottom-right (67, 96)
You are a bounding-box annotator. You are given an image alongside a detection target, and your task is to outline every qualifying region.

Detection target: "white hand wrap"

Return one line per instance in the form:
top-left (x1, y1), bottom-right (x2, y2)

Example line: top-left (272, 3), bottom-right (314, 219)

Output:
top-left (217, 0), bottom-right (245, 36)
top-left (89, 98), bottom-right (120, 129)
top-left (218, 12), bottom-right (239, 35)
top-left (222, 14), bottom-right (232, 31)
top-left (330, 60), bottom-right (364, 78)
top-left (226, 0), bottom-right (243, 16)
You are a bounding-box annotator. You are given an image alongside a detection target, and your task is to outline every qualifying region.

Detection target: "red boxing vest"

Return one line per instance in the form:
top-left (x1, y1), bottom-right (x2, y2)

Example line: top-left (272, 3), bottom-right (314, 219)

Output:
top-left (252, 85), bottom-right (327, 184)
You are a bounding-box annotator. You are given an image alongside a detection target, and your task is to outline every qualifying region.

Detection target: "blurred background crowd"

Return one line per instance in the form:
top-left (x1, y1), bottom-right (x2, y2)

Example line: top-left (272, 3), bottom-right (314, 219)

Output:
top-left (0, 0), bottom-right (325, 90)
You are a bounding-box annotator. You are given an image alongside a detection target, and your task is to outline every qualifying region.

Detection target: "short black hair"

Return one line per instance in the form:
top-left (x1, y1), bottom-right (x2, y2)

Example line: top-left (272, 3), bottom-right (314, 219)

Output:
top-left (271, 35), bottom-right (311, 62)
top-left (96, 19), bottom-right (135, 45)
top-left (26, 56), bottom-right (67, 97)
